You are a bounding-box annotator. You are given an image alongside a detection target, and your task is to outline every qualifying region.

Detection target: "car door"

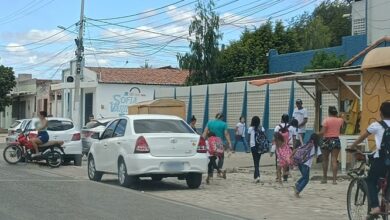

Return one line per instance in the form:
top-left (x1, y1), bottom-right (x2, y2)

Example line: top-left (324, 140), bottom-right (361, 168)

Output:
top-left (95, 120), bottom-right (119, 172)
top-left (106, 119), bottom-right (127, 173)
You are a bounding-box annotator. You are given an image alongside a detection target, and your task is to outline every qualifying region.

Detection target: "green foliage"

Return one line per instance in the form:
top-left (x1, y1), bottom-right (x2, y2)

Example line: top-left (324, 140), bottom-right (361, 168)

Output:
top-left (305, 51), bottom-right (346, 70)
top-left (0, 65), bottom-right (16, 112)
top-left (177, 0), bottom-right (222, 85)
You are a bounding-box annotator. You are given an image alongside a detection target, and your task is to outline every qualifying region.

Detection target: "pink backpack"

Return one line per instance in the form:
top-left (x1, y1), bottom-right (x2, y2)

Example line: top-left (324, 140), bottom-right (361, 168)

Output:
top-left (278, 124), bottom-right (290, 145)
top-left (208, 136), bottom-right (224, 156)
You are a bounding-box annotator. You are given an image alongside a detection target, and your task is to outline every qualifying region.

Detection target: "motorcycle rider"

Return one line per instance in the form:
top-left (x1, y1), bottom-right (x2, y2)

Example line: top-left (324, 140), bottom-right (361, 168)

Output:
top-left (31, 111), bottom-right (49, 157)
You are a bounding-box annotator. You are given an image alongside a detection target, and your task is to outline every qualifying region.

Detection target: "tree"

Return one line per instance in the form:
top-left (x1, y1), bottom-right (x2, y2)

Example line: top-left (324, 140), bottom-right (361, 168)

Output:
top-left (313, 0), bottom-right (351, 46)
top-left (302, 17), bottom-right (332, 50)
top-left (140, 60), bottom-right (152, 69)
top-left (177, 0), bottom-right (222, 85)
top-left (0, 65), bottom-right (16, 112)
top-left (305, 51), bottom-right (346, 70)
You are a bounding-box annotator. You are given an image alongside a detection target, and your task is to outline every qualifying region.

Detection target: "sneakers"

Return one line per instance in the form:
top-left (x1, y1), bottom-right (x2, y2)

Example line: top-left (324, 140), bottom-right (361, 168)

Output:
top-left (254, 177), bottom-right (260, 183)
top-left (293, 186), bottom-right (301, 198)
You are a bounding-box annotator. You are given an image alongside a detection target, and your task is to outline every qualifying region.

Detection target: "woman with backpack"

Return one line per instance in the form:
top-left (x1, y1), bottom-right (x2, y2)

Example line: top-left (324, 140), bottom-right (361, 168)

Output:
top-left (318, 106), bottom-right (344, 185)
top-left (292, 134), bottom-right (322, 198)
top-left (274, 114), bottom-right (297, 182)
top-left (248, 116), bottom-right (267, 183)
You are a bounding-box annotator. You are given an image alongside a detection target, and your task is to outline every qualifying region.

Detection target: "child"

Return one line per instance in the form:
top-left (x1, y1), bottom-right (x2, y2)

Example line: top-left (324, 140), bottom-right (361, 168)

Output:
top-left (290, 119), bottom-right (303, 149)
top-left (292, 133), bottom-right (321, 198)
top-left (206, 132), bottom-right (225, 184)
top-left (350, 102), bottom-right (390, 217)
top-left (274, 132), bottom-right (292, 183)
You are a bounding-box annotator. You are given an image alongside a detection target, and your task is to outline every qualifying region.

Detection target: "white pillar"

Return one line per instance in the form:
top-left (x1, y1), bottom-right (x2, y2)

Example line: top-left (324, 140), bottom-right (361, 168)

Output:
top-left (54, 91), bottom-right (58, 117)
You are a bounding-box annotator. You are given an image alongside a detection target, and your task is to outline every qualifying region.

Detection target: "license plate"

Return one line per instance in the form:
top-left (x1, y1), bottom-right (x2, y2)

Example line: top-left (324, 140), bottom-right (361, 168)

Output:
top-left (164, 162), bottom-right (184, 171)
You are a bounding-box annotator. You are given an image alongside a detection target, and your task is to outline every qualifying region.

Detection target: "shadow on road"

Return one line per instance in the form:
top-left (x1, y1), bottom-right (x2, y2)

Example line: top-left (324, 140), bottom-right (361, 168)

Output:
top-left (101, 178), bottom-right (190, 192)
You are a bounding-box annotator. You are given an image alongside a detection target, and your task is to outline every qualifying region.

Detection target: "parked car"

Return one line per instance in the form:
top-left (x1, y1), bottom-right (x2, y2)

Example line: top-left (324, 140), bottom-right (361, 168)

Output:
top-left (6, 119), bottom-right (31, 144)
top-left (25, 117), bottom-right (83, 166)
top-left (81, 118), bottom-right (114, 155)
top-left (87, 114), bottom-right (208, 189)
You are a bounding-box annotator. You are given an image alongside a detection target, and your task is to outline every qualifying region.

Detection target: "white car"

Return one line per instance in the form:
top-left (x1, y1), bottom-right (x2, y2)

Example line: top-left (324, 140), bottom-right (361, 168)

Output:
top-left (87, 114), bottom-right (208, 189)
top-left (26, 117), bottom-right (83, 166)
top-left (6, 119), bottom-right (31, 144)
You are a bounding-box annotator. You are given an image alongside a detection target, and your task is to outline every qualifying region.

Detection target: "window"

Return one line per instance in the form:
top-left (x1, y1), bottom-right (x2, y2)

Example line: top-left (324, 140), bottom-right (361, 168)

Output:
top-left (101, 120), bottom-right (119, 139)
top-left (10, 121), bottom-right (21, 129)
top-left (113, 119), bottom-right (127, 137)
top-left (134, 119), bottom-right (194, 134)
top-left (47, 120), bottom-right (74, 131)
top-left (85, 120), bottom-right (111, 129)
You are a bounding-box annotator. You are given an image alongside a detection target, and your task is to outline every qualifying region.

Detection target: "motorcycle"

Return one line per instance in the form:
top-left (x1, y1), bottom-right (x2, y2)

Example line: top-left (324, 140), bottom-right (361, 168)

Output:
top-left (3, 131), bottom-right (65, 168)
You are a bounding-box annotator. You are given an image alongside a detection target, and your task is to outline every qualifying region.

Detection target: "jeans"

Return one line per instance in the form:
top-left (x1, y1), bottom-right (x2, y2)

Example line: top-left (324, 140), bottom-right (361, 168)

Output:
top-left (251, 147), bottom-right (261, 179)
top-left (217, 152), bottom-right (224, 170)
top-left (208, 156), bottom-right (219, 176)
top-left (233, 136), bottom-right (249, 152)
top-left (296, 164), bottom-right (310, 193)
top-left (366, 157), bottom-right (390, 208)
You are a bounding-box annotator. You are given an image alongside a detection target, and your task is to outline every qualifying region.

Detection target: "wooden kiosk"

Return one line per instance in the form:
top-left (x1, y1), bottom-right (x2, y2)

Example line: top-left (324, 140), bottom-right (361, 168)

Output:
top-left (249, 47), bottom-right (390, 172)
top-left (127, 99), bottom-right (186, 120)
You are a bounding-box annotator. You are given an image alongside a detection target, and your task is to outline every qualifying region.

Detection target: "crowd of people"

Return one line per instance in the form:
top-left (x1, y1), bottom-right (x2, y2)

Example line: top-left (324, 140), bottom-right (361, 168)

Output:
top-left (195, 98), bottom-right (350, 198)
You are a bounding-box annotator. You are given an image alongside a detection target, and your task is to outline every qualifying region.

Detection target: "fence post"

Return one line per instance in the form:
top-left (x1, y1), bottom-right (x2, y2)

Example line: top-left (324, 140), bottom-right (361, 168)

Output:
top-left (202, 85), bottom-right (209, 130)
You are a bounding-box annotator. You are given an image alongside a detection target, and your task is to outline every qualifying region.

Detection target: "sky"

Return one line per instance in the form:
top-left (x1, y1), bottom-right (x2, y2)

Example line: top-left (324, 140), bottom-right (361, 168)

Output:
top-left (0, 0), bottom-right (322, 79)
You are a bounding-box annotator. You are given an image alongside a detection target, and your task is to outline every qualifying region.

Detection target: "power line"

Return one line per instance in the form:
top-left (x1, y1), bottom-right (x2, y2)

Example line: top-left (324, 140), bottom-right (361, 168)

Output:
top-left (91, 0), bottom-right (185, 21)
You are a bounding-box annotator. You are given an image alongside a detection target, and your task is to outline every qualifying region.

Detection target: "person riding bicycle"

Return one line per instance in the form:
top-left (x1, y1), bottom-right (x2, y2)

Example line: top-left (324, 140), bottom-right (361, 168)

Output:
top-left (350, 101), bottom-right (390, 218)
top-left (31, 111), bottom-right (49, 157)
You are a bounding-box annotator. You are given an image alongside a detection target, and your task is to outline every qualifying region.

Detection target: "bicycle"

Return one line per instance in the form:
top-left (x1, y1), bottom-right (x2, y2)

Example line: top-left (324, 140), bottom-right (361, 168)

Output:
top-left (346, 148), bottom-right (390, 220)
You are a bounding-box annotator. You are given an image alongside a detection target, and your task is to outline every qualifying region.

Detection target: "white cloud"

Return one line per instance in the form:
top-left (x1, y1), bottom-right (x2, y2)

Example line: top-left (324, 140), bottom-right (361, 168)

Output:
top-left (166, 5), bottom-right (195, 23)
top-left (1, 28), bottom-right (72, 45)
top-left (5, 43), bottom-right (28, 53)
top-left (28, 55), bottom-right (38, 64)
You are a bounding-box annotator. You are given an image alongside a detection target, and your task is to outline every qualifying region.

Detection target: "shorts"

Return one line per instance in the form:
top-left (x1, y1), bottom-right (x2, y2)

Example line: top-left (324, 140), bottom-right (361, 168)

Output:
top-left (321, 137), bottom-right (341, 151)
top-left (38, 131), bottom-right (49, 144)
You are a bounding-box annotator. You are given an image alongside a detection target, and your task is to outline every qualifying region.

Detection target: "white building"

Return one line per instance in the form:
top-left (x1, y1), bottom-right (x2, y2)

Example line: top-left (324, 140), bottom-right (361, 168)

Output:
top-left (351, 0), bottom-right (390, 44)
top-left (51, 66), bottom-right (189, 128)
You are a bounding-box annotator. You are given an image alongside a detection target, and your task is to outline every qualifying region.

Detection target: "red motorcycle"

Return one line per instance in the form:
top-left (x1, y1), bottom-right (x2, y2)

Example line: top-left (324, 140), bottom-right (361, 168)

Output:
top-left (3, 131), bottom-right (64, 168)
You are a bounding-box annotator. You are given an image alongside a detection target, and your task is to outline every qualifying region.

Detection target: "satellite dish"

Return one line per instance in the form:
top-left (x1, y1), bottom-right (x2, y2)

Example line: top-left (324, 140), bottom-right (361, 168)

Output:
top-left (66, 76), bottom-right (74, 83)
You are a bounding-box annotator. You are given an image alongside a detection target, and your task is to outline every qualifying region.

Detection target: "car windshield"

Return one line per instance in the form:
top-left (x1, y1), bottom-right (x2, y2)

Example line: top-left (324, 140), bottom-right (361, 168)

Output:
top-left (10, 121), bottom-right (21, 128)
top-left (85, 120), bottom-right (110, 129)
top-left (133, 119), bottom-right (194, 134)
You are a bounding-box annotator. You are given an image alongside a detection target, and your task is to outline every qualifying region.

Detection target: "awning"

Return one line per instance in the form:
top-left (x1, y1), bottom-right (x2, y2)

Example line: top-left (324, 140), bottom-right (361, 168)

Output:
top-left (249, 67), bottom-right (361, 87)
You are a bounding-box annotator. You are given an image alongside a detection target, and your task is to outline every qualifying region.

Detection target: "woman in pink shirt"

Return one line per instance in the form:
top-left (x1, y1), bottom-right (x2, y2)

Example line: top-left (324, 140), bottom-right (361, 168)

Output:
top-left (319, 106), bottom-right (344, 184)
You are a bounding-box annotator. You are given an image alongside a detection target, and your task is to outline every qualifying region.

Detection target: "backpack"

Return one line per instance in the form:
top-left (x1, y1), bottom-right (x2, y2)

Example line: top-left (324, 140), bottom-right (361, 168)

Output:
top-left (255, 128), bottom-right (270, 154)
top-left (378, 121), bottom-right (390, 166)
top-left (208, 136), bottom-right (224, 157)
top-left (278, 123), bottom-right (290, 145)
top-left (277, 144), bottom-right (293, 168)
top-left (292, 141), bottom-right (315, 165)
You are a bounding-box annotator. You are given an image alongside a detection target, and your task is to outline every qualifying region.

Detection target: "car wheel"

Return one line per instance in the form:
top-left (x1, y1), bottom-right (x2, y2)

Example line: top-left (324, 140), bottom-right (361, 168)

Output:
top-left (118, 159), bottom-right (138, 187)
top-left (186, 173), bottom-right (202, 189)
top-left (88, 156), bottom-right (103, 181)
top-left (151, 176), bottom-right (163, 182)
top-left (74, 154), bottom-right (82, 166)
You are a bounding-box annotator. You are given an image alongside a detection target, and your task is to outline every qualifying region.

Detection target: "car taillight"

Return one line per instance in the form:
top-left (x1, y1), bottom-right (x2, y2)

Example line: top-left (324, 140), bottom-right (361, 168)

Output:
top-left (71, 133), bottom-right (81, 141)
top-left (134, 136), bottom-right (150, 153)
top-left (197, 137), bottom-right (207, 153)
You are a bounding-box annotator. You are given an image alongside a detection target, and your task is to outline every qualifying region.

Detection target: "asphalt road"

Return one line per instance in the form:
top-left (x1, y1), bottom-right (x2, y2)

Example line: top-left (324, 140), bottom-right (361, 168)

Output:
top-left (0, 144), bottom-right (244, 220)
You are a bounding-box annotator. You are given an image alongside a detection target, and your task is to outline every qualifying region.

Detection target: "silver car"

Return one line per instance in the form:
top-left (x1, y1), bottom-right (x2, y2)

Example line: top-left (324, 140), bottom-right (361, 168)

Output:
top-left (82, 118), bottom-right (114, 155)
top-left (6, 119), bottom-right (31, 144)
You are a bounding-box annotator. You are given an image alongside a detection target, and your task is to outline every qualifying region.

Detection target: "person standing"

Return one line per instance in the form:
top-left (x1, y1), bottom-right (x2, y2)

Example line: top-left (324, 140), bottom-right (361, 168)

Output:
top-left (189, 115), bottom-right (198, 134)
top-left (319, 106), bottom-right (344, 185)
top-left (293, 99), bottom-right (308, 143)
top-left (203, 112), bottom-right (232, 178)
top-left (248, 116), bottom-right (265, 183)
top-left (233, 116), bottom-right (249, 153)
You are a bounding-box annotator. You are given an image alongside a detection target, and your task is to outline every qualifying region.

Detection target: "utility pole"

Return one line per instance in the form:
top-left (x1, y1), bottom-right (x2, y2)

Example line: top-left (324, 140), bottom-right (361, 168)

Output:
top-left (74, 0), bottom-right (85, 129)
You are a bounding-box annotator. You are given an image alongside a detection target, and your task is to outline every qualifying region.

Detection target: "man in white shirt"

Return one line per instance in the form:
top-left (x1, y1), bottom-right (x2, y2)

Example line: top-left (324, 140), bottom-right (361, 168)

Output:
top-left (233, 116), bottom-right (249, 153)
top-left (350, 102), bottom-right (390, 217)
top-left (293, 99), bottom-right (308, 142)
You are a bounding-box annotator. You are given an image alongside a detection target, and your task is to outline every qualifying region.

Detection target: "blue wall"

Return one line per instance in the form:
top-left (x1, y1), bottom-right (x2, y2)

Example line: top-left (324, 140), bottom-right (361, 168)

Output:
top-left (268, 35), bottom-right (367, 73)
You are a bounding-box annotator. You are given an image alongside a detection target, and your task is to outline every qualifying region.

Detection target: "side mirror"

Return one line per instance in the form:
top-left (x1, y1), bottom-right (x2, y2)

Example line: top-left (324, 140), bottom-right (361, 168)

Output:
top-left (16, 129), bottom-right (22, 133)
top-left (91, 132), bottom-right (100, 140)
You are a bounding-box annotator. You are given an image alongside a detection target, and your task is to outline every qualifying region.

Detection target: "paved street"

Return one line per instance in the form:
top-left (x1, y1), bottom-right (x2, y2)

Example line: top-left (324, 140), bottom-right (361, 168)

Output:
top-left (0, 137), bottom-right (350, 220)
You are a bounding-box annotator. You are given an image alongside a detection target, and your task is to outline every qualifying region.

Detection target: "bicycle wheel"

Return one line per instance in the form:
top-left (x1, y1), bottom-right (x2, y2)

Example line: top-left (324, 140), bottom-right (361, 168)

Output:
top-left (3, 145), bottom-right (22, 164)
top-left (347, 178), bottom-right (370, 220)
